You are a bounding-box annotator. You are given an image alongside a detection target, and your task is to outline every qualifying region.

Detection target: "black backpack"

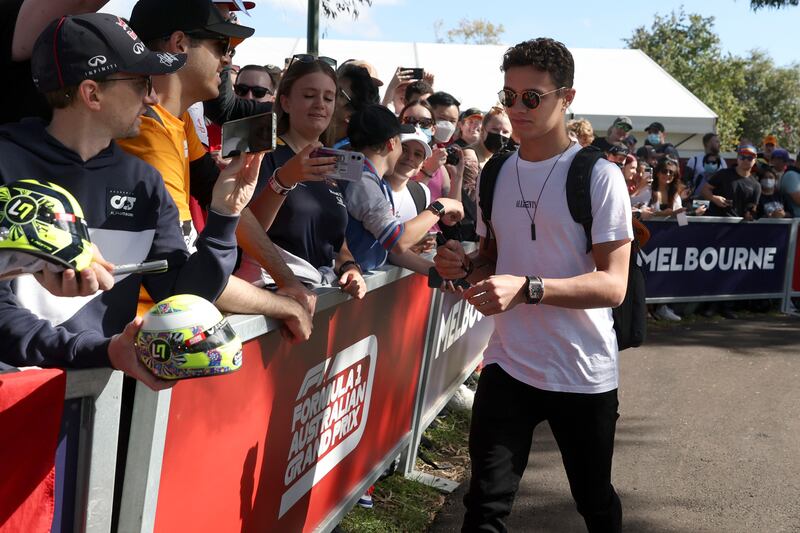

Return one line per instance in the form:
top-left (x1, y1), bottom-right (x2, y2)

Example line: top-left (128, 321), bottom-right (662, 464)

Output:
top-left (406, 179), bottom-right (428, 214)
top-left (478, 145), bottom-right (646, 350)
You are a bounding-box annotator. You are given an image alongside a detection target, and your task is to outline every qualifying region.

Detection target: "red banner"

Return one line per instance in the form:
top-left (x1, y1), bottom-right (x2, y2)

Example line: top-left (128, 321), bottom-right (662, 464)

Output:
top-left (153, 274), bottom-right (432, 532)
top-left (793, 232), bottom-right (800, 292)
top-left (0, 368), bottom-right (65, 533)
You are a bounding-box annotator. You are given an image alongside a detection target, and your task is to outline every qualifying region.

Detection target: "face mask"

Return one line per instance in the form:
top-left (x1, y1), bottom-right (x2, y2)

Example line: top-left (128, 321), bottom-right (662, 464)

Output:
top-left (433, 120), bottom-right (456, 143)
top-left (483, 132), bottom-right (509, 153)
top-left (419, 127), bottom-right (433, 143)
top-left (762, 178), bottom-right (776, 190)
top-left (647, 133), bottom-right (661, 145)
top-left (703, 163), bottom-right (718, 174)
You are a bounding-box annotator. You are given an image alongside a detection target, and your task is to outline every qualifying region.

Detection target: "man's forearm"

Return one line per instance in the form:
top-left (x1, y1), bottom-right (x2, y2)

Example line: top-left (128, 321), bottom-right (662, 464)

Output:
top-left (216, 275), bottom-right (301, 320)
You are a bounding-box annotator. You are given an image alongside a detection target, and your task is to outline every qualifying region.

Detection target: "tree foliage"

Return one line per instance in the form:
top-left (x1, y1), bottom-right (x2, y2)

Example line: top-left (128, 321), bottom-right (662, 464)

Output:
top-left (434, 18), bottom-right (505, 45)
top-left (321, 0), bottom-right (372, 19)
top-left (626, 9), bottom-right (800, 151)
top-left (750, 0), bottom-right (798, 10)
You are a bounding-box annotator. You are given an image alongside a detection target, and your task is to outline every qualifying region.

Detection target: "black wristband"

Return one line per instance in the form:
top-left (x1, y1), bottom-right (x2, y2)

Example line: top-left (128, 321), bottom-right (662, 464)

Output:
top-left (337, 260), bottom-right (361, 277)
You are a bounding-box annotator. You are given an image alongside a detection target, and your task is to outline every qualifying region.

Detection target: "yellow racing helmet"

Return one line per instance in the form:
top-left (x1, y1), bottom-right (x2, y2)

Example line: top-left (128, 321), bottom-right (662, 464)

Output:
top-left (136, 294), bottom-right (243, 380)
top-left (0, 179), bottom-right (92, 277)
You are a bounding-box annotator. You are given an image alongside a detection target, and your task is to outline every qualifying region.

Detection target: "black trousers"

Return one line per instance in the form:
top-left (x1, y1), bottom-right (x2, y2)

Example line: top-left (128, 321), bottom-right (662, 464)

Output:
top-left (462, 364), bottom-right (622, 533)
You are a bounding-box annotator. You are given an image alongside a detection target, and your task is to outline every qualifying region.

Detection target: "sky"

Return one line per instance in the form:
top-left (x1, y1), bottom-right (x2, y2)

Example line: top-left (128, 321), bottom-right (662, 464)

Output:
top-left (103, 0), bottom-right (798, 67)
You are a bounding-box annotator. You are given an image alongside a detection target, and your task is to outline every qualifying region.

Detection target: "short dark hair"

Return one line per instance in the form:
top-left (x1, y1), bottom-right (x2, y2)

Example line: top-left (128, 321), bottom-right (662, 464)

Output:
top-left (44, 85), bottom-right (79, 109)
top-left (404, 80), bottom-right (433, 103)
top-left (337, 63), bottom-right (380, 112)
top-left (426, 91), bottom-right (460, 110)
top-left (501, 38), bottom-right (574, 90)
top-left (237, 64), bottom-right (277, 89)
top-left (702, 132), bottom-right (718, 147)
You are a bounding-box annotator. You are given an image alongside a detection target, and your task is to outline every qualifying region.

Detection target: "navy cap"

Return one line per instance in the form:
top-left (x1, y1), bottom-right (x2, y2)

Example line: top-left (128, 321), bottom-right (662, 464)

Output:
top-left (348, 104), bottom-right (406, 150)
top-left (130, 0), bottom-right (255, 42)
top-left (31, 13), bottom-right (186, 93)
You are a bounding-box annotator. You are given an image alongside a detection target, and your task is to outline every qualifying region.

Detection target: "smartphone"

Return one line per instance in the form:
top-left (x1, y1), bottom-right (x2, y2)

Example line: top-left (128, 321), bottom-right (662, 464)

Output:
top-left (112, 259), bottom-right (169, 276)
top-left (692, 199), bottom-right (710, 209)
top-left (402, 67), bottom-right (424, 80)
top-left (221, 112), bottom-right (276, 158)
top-left (427, 266), bottom-right (470, 290)
top-left (311, 147), bottom-right (365, 182)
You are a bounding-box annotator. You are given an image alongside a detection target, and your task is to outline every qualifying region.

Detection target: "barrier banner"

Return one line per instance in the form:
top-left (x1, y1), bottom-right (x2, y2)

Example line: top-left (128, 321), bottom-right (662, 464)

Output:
top-left (153, 274), bottom-right (432, 533)
top-left (639, 220), bottom-right (790, 298)
top-left (0, 368), bottom-right (65, 533)
top-left (420, 292), bottom-right (493, 425)
top-left (793, 231), bottom-right (800, 292)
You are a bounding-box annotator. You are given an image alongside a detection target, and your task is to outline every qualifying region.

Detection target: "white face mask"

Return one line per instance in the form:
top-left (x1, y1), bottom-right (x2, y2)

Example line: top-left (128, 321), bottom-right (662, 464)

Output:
top-left (433, 120), bottom-right (456, 143)
top-left (762, 178), bottom-right (776, 190)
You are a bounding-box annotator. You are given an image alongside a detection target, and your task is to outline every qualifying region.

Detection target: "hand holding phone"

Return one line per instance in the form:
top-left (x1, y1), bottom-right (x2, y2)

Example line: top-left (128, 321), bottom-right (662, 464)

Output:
top-left (309, 147), bottom-right (365, 182)
top-left (221, 112), bottom-right (276, 158)
top-left (401, 67), bottom-right (424, 80)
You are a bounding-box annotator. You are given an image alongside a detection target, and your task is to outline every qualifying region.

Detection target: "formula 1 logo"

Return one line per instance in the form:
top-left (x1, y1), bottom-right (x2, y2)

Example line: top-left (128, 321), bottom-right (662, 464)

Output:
top-left (279, 335), bottom-right (377, 518)
top-left (88, 55), bottom-right (107, 67)
top-left (133, 42), bottom-right (145, 55)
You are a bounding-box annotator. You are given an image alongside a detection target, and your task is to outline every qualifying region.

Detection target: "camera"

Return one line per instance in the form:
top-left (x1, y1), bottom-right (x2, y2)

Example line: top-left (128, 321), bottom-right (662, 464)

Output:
top-left (446, 146), bottom-right (461, 166)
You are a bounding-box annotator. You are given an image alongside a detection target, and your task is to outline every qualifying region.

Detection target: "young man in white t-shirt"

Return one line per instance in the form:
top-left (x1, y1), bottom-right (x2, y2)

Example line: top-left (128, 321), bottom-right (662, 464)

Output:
top-left (434, 38), bottom-right (632, 532)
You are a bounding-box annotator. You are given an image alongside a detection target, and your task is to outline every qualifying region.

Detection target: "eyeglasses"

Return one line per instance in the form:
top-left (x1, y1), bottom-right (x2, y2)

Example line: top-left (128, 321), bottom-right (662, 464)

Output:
top-left (234, 83), bottom-right (273, 98)
top-left (738, 154), bottom-right (755, 161)
top-left (497, 87), bottom-right (565, 109)
top-left (401, 116), bottom-right (434, 129)
top-left (101, 75), bottom-right (153, 95)
top-left (288, 53), bottom-right (337, 70)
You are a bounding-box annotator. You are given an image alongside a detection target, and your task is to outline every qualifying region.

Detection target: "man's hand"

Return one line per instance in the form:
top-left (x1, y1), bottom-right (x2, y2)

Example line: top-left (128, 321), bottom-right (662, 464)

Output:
top-left (711, 195), bottom-right (731, 209)
top-left (277, 296), bottom-right (313, 344)
top-left (108, 318), bottom-right (175, 391)
top-left (278, 142), bottom-right (338, 186)
top-left (210, 152), bottom-right (265, 216)
top-left (434, 239), bottom-right (468, 279)
top-left (463, 275), bottom-right (527, 316)
top-left (277, 282), bottom-right (317, 316)
top-left (339, 268), bottom-right (367, 299)
top-left (422, 147), bottom-right (447, 176)
top-left (34, 243), bottom-right (115, 297)
top-left (439, 198), bottom-right (464, 227)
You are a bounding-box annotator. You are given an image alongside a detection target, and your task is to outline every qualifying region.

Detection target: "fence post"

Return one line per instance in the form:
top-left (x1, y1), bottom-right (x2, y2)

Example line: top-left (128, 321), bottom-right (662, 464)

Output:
top-left (782, 219), bottom-right (799, 313)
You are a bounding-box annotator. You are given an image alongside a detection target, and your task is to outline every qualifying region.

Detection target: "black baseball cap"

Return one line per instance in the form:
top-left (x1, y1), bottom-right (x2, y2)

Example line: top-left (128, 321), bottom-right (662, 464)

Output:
top-left (646, 121), bottom-right (665, 133)
top-left (130, 0), bottom-right (255, 42)
top-left (459, 107), bottom-right (483, 122)
top-left (348, 104), bottom-right (411, 150)
top-left (31, 13), bottom-right (187, 93)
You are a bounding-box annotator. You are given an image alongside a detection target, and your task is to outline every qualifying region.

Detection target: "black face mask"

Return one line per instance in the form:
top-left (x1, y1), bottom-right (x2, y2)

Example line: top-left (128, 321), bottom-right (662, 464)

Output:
top-left (483, 132), bottom-right (509, 153)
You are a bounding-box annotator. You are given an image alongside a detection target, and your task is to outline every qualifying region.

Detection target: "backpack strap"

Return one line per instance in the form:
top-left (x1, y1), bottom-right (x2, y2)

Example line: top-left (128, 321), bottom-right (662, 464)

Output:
top-left (406, 179), bottom-right (427, 214)
top-left (566, 145), bottom-right (605, 254)
top-left (478, 150), bottom-right (515, 239)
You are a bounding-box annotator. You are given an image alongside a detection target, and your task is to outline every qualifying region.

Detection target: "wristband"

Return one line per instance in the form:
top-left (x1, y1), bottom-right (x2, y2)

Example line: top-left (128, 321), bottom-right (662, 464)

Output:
top-left (337, 260), bottom-right (361, 277)
top-left (268, 168), bottom-right (295, 196)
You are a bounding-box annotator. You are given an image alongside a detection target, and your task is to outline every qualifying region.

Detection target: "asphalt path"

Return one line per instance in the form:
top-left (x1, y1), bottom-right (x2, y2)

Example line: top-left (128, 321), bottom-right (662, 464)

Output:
top-left (428, 314), bottom-right (800, 532)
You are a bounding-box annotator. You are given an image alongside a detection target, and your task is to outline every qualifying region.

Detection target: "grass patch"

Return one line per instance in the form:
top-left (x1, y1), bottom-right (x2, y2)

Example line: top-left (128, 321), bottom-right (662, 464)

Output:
top-left (338, 406), bottom-right (472, 532)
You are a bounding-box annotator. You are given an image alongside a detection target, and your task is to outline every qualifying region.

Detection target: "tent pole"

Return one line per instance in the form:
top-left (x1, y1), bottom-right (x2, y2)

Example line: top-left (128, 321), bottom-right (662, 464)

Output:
top-left (307, 0), bottom-right (319, 55)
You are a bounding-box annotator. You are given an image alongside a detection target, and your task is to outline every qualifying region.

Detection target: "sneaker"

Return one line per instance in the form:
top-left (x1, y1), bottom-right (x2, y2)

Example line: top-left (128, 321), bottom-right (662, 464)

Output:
top-left (654, 305), bottom-right (681, 321)
top-left (357, 492), bottom-right (373, 509)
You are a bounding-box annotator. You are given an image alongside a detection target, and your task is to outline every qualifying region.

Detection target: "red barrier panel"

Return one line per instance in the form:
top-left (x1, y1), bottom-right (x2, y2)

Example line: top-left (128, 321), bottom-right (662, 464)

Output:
top-left (153, 274), bottom-right (432, 532)
top-left (793, 231), bottom-right (800, 292)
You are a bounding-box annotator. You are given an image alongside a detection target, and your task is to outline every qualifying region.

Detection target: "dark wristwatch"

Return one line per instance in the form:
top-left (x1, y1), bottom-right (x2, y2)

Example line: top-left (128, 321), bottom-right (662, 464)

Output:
top-left (426, 200), bottom-right (446, 218)
top-left (525, 276), bottom-right (544, 305)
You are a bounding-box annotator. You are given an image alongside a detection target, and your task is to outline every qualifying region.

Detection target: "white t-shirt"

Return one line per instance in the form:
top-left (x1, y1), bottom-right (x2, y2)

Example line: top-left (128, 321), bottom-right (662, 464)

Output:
top-left (389, 182), bottom-right (431, 223)
top-left (476, 144), bottom-right (633, 394)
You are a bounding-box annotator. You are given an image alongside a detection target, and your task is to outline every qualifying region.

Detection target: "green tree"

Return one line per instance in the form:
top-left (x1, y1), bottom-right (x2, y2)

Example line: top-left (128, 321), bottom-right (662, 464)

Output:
top-left (751, 0), bottom-right (798, 10)
top-left (434, 18), bottom-right (505, 45)
top-left (321, 0), bottom-right (372, 20)
top-left (738, 50), bottom-right (800, 150)
top-left (625, 10), bottom-right (746, 149)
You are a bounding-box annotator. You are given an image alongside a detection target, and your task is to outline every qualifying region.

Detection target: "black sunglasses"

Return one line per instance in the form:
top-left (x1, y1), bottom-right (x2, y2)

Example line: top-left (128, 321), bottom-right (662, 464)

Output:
top-left (401, 116), bottom-right (434, 129)
top-left (497, 87), bottom-right (564, 109)
top-left (738, 154), bottom-right (755, 161)
top-left (101, 75), bottom-right (153, 95)
top-left (184, 32), bottom-right (233, 58)
top-left (234, 83), bottom-right (273, 98)
top-left (288, 53), bottom-right (337, 70)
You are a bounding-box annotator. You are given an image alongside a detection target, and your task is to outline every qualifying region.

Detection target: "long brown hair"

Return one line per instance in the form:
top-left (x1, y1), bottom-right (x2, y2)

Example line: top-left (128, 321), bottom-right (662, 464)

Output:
top-left (651, 157), bottom-right (683, 204)
top-left (273, 59), bottom-right (338, 141)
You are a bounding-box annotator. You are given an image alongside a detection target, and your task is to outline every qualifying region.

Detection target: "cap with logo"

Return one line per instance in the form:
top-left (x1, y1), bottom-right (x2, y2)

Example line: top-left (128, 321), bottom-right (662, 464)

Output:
top-left (31, 13), bottom-right (187, 93)
top-left (459, 107), bottom-right (484, 122)
top-left (400, 126), bottom-right (433, 158)
top-left (612, 116), bottom-right (633, 129)
top-left (130, 0), bottom-right (255, 43)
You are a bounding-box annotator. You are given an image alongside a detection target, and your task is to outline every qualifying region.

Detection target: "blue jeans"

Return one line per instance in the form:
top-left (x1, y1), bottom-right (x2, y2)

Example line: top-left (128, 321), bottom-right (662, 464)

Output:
top-left (462, 364), bottom-right (622, 533)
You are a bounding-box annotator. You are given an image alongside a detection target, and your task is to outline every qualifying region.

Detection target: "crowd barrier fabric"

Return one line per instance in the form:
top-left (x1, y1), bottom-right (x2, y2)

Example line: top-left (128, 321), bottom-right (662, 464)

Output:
top-left (640, 218), bottom-right (796, 303)
top-left (129, 271), bottom-right (433, 533)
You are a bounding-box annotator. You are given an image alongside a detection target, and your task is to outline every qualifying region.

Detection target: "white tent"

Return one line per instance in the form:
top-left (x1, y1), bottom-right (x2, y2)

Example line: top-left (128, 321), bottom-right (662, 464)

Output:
top-left (234, 38), bottom-right (717, 153)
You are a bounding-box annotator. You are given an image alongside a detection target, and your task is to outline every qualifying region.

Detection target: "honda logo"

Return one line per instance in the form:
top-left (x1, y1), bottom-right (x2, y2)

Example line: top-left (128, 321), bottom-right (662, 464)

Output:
top-left (87, 55), bottom-right (107, 67)
top-left (133, 42), bottom-right (145, 55)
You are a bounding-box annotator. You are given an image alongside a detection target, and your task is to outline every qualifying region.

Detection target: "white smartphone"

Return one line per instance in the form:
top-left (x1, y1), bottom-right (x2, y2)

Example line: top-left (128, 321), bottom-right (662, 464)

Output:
top-left (311, 147), bottom-right (365, 182)
top-left (221, 112), bottom-right (276, 158)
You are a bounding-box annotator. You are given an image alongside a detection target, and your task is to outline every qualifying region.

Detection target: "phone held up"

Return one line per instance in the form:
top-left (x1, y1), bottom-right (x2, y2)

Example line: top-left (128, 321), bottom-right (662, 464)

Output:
top-left (402, 67), bottom-right (424, 80)
top-left (310, 147), bottom-right (365, 182)
top-left (221, 112), bottom-right (277, 158)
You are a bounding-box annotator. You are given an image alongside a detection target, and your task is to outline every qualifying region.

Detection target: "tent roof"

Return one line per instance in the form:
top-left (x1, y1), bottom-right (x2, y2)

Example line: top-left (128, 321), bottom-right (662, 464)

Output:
top-left (234, 38), bottom-right (717, 135)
